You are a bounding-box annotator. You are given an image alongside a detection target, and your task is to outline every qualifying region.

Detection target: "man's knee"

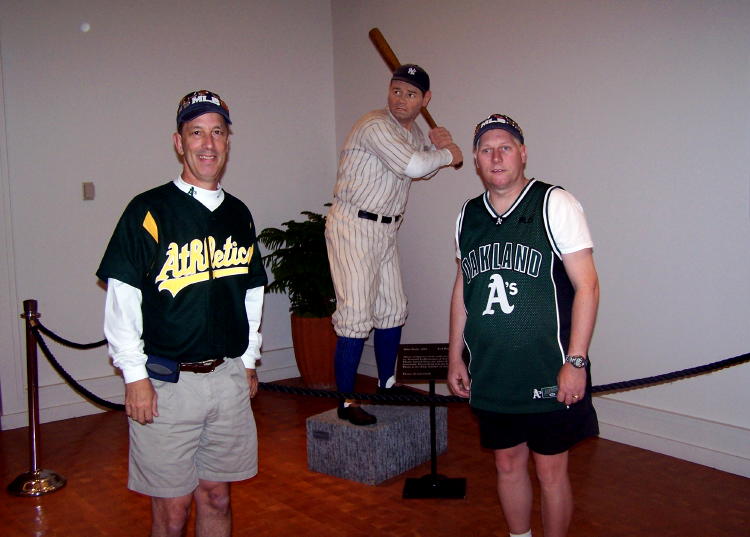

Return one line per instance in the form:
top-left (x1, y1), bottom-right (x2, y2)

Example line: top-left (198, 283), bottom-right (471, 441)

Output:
top-left (152, 495), bottom-right (192, 534)
top-left (195, 481), bottom-right (231, 515)
top-left (533, 451), bottom-right (569, 486)
top-left (494, 444), bottom-right (529, 476)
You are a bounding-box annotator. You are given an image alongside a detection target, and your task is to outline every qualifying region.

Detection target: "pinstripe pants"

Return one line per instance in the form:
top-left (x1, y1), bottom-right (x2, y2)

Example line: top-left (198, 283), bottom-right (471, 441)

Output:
top-left (325, 201), bottom-right (407, 339)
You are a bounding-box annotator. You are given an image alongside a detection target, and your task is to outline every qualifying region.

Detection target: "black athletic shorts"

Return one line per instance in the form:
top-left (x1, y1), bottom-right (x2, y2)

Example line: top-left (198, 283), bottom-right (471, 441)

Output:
top-left (472, 396), bottom-right (599, 455)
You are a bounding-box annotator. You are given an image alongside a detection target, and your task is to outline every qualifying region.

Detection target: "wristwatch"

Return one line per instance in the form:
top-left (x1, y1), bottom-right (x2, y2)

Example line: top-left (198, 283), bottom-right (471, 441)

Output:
top-left (565, 354), bottom-right (589, 368)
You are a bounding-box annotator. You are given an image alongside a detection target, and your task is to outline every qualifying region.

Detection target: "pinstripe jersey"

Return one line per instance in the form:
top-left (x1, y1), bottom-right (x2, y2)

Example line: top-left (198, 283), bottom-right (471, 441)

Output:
top-left (332, 108), bottom-right (433, 217)
top-left (456, 180), bottom-right (577, 414)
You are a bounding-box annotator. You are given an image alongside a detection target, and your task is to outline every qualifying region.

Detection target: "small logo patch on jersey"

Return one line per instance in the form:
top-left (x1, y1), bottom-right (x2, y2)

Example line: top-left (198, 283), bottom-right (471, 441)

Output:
top-left (532, 386), bottom-right (558, 400)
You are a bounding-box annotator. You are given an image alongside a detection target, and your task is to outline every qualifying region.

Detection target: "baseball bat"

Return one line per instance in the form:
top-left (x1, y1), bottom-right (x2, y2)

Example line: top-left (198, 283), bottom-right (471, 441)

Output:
top-left (368, 27), bottom-right (437, 129)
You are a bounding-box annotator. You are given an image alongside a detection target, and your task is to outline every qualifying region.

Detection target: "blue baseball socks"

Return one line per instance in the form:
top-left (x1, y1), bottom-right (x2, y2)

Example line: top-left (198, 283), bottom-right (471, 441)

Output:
top-left (374, 326), bottom-right (402, 389)
top-left (334, 336), bottom-right (375, 425)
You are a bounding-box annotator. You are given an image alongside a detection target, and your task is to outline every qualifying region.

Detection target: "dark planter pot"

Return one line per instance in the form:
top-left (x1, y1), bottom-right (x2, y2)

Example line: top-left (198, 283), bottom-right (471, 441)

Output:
top-left (290, 313), bottom-right (337, 389)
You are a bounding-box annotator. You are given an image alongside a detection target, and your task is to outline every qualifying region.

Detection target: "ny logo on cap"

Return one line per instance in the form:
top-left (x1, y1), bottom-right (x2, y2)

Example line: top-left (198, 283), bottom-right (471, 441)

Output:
top-left (408, 67), bottom-right (416, 75)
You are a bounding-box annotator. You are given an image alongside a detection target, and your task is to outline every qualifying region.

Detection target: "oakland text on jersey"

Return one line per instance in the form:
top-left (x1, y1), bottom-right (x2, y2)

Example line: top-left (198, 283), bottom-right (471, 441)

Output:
top-left (460, 241), bottom-right (543, 284)
top-left (155, 235), bottom-right (254, 297)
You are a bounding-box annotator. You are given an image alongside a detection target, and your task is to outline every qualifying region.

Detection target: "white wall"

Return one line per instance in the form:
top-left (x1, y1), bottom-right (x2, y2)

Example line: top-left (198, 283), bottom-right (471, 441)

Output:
top-left (0, 0), bottom-right (336, 426)
top-left (331, 0), bottom-right (749, 476)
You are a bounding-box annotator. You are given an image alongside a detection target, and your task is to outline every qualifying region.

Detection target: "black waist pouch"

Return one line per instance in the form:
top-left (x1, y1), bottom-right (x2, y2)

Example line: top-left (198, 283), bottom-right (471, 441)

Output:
top-left (146, 354), bottom-right (180, 383)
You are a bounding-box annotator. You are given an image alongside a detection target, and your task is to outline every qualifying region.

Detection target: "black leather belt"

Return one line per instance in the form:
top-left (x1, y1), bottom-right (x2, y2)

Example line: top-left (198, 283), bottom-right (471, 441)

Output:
top-left (180, 358), bottom-right (224, 373)
top-left (358, 209), bottom-right (401, 224)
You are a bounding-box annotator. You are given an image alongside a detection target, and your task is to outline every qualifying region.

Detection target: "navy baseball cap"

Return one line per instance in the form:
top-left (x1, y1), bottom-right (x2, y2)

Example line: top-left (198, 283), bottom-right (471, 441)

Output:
top-left (176, 90), bottom-right (231, 129)
top-left (391, 64), bottom-right (430, 94)
top-left (473, 114), bottom-right (524, 147)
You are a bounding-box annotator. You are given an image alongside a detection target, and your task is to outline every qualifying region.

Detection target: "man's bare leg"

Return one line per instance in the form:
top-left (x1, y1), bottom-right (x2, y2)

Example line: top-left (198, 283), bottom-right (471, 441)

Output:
top-left (495, 444), bottom-right (533, 535)
top-left (151, 494), bottom-right (192, 537)
top-left (533, 451), bottom-right (573, 537)
top-left (194, 480), bottom-right (231, 537)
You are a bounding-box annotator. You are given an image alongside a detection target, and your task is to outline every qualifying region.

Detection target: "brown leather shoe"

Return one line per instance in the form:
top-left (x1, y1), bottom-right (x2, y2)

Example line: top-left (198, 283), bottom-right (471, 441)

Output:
top-left (337, 405), bottom-right (377, 426)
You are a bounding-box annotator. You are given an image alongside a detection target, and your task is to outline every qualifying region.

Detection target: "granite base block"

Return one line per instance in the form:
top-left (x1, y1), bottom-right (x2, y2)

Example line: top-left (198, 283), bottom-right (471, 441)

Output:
top-left (306, 404), bottom-right (447, 485)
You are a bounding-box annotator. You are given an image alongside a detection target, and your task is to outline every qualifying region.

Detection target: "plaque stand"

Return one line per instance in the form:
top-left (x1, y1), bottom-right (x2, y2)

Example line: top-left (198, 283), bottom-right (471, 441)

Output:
top-left (402, 378), bottom-right (466, 499)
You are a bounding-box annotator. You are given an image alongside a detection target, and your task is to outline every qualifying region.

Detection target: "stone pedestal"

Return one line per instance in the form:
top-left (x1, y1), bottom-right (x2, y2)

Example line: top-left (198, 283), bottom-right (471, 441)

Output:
top-left (306, 405), bottom-right (447, 485)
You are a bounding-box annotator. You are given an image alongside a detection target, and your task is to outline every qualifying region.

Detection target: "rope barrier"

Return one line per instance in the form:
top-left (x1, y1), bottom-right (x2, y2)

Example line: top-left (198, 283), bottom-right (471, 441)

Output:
top-left (31, 325), bottom-right (124, 411)
top-left (14, 300), bottom-right (748, 498)
top-left (31, 319), bottom-right (750, 409)
top-left (590, 353), bottom-right (750, 394)
top-left (34, 322), bottom-right (106, 350)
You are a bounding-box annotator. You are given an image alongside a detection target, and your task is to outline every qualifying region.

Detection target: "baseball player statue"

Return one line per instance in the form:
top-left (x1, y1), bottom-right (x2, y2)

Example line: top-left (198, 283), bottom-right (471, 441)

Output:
top-left (325, 64), bottom-right (463, 425)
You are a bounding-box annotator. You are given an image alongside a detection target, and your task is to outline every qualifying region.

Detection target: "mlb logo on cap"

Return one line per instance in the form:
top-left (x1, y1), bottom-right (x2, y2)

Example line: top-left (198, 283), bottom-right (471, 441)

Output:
top-left (176, 90), bottom-right (232, 129)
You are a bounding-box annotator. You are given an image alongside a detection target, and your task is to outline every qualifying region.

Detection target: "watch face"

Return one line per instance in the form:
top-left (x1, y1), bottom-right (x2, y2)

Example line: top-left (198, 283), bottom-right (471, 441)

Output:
top-left (567, 355), bottom-right (586, 368)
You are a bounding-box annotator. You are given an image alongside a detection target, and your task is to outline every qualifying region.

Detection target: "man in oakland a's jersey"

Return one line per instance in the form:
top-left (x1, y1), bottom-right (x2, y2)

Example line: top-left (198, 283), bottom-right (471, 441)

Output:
top-left (448, 114), bottom-right (600, 537)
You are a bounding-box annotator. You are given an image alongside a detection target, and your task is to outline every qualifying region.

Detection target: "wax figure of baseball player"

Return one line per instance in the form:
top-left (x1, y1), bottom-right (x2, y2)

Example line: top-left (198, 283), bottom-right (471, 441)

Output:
top-left (326, 64), bottom-right (463, 425)
top-left (447, 114), bottom-right (599, 537)
top-left (97, 90), bottom-right (267, 537)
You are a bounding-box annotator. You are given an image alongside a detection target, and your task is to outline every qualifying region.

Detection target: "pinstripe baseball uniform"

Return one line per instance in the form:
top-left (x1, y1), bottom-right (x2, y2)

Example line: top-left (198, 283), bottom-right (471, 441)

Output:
top-left (325, 107), bottom-right (449, 338)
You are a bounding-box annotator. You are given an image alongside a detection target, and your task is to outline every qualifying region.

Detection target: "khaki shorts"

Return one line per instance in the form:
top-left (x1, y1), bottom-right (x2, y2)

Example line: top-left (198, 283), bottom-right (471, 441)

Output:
top-left (128, 358), bottom-right (257, 497)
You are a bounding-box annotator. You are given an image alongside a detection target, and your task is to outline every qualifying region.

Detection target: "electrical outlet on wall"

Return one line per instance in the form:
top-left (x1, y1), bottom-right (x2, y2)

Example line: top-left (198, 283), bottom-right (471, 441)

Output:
top-left (82, 182), bottom-right (95, 201)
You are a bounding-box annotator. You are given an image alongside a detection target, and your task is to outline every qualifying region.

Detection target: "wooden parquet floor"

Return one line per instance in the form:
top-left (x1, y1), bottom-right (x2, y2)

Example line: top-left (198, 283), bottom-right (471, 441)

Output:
top-left (1, 376), bottom-right (748, 536)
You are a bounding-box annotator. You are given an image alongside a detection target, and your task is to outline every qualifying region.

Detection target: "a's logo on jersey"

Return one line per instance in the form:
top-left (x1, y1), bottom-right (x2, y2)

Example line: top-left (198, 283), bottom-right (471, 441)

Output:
top-left (482, 274), bottom-right (516, 315)
top-left (532, 386), bottom-right (558, 400)
top-left (155, 236), bottom-right (253, 297)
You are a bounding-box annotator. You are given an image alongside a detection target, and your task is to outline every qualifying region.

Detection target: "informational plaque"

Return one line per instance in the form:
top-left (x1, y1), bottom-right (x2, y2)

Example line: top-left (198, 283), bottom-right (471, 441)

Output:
top-left (396, 343), bottom-right (467, 500)
top-left (397, 343), bottom-right (449, 382)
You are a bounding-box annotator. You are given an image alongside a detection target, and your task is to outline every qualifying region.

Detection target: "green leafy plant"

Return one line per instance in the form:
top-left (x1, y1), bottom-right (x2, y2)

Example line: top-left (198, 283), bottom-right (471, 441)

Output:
top-left (257, 207), bottom-right (336, 318)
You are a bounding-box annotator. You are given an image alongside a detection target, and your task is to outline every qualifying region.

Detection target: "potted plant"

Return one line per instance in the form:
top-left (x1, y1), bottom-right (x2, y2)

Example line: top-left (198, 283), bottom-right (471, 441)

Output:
top-left (257, 207), bottom-right (337, 389)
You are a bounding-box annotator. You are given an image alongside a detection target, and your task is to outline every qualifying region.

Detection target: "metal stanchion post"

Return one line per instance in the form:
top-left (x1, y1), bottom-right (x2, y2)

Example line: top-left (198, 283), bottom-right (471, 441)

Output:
top-left (7, 299), bottom-right (66, 496)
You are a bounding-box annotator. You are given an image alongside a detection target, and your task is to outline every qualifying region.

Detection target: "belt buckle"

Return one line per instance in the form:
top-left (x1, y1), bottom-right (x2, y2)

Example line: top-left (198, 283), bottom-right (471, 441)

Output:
top-left (202, 358), bottom-right (221, 372)
top-left (183, 358), bottom-right (222, 373)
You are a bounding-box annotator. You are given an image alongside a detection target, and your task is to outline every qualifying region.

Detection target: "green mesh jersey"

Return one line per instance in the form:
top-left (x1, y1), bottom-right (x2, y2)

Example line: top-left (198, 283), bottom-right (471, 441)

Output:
top-left (457, 180), bottom-right (574, 413)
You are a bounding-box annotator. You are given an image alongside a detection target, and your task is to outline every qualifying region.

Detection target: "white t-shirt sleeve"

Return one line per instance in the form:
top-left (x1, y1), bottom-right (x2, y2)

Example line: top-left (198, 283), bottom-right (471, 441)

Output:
top-left (454, 211), bottom-right (463, 259)
top-left (547, 188), bottom-right (594, 254)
